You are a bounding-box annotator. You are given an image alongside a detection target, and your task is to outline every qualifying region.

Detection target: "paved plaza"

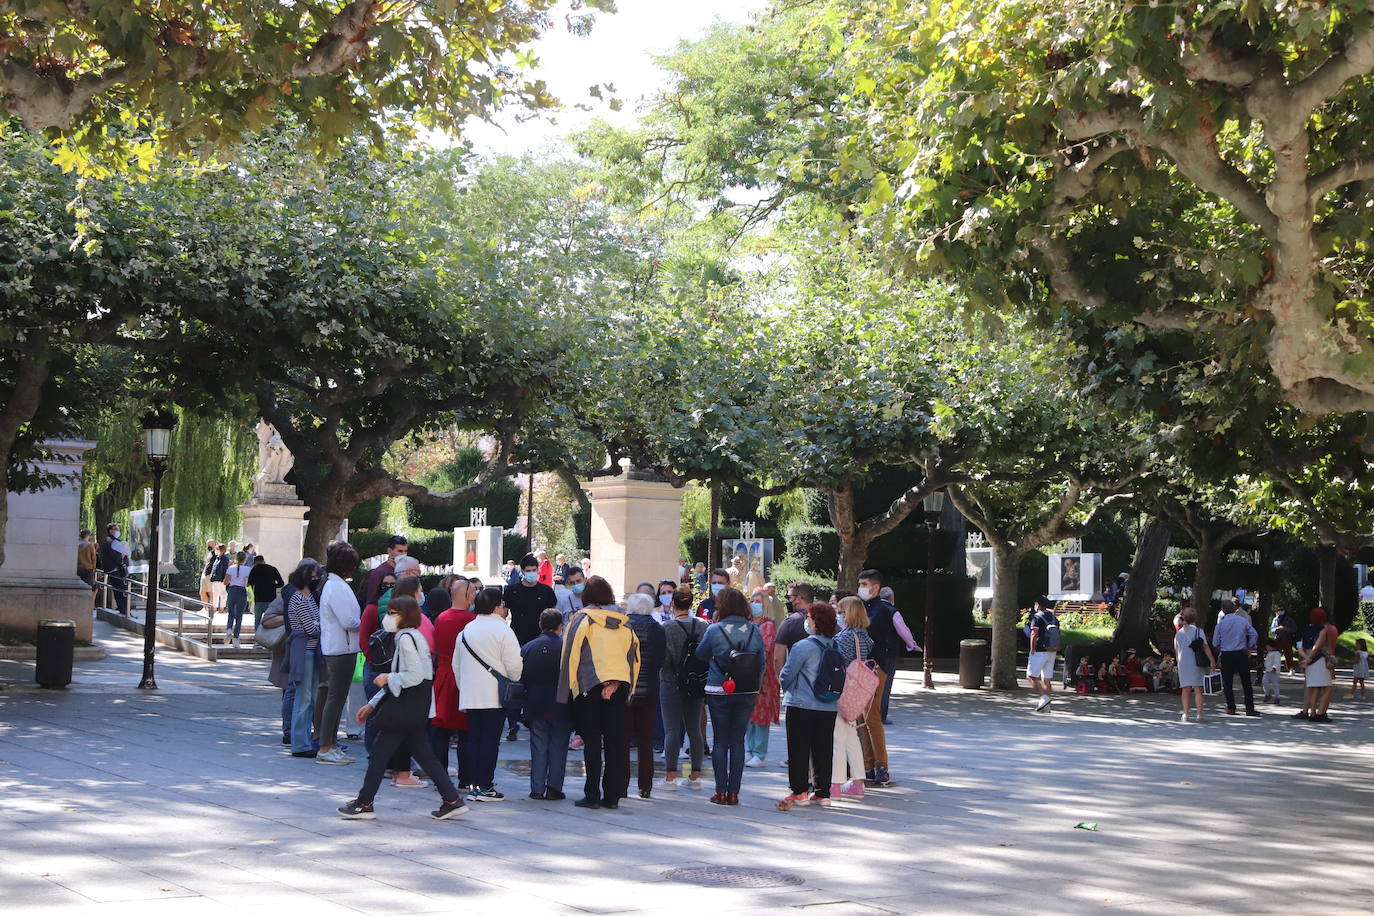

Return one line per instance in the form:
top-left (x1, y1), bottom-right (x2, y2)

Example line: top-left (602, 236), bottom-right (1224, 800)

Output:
top-left (1, 624), bottom-right (1372, 915)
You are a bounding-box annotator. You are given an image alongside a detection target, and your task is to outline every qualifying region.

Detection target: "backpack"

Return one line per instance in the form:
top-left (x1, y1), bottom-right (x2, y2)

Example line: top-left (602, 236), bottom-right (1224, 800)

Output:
top-left (722, 624), bottom-right (762, 694)
top-left (809, 636), bottom-right (848, 702)
top-left (1036, 611), bottom-right (1062, 651)
top-left (368, 628), bottom-right (396, 670)
top-left (675, 619), bottom-right (710, 699)
top-left (837, 633), bottom-right (880, 723)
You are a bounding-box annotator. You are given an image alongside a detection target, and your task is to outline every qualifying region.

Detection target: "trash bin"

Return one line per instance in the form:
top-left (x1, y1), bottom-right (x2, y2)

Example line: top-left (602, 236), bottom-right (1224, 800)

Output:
top-left (35, 619), bottom-right (75, 688)
top-left (959, 638), bottom-right (987, 689)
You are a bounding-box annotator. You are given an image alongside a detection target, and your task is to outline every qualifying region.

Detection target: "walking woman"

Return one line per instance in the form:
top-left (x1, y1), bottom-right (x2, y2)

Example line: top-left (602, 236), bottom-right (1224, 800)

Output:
top-left (746, 586), bottom-right (781, 768)
top-left (622, 593), bottom-right (667, 799)
top-left (1174, 606), bottom-right (1216, 723)
top-left (831, 596), bottom-right (872, 800)
top-left (559, 576), bottom-right (640, 809)
top-left (696, 587), bottom-right (765, 806)
top-left (776, 601), bottom-right (840, 810)
top-left (338, 597), bottom-right (469, 821)
top-left (286, 559), bottom-right (324, 757)
top-left (660, 586), bottom-right (707, 792)
top-left (224, 551), bottom-right (252, 647)
top-left (1297, 607), bottom-right (1339, 722)
top-left (454, 586), bottom-right (524, 802)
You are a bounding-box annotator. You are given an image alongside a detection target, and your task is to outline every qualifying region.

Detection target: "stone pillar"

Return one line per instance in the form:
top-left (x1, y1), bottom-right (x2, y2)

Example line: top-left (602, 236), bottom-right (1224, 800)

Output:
top-left (238, 482), bottom-right (308, 576)
top-left (585, 471), bottom-right (684, 601)
top-left (0, 440), bottom-right (97, 643)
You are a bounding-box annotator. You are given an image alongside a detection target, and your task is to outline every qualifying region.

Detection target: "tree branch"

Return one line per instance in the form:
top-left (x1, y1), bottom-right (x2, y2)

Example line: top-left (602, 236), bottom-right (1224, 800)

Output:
top-left (292, 1), bottom-right (381, 79)
top-left (1291, 14), bottom-right (1374, 114)
top-left (1309, 157), bottom-right (1374, 203)
top-left (0, 60), bottom-right (128, 131)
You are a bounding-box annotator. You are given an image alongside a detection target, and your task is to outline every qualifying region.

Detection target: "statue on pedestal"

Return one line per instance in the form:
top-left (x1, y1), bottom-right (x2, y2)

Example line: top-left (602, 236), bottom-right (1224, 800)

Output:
top-left (252, 423), bottom-right (298, 502)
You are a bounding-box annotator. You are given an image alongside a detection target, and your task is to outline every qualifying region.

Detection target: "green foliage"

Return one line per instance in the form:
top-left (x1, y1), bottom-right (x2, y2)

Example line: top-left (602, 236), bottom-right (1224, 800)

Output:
top-left (781, 524), bottom-right (840, 572)
top-left (409, 448), bottom-right (522, 531)
top-left (502, 533), bottom-right (530, 563)
top-left (767, 559), bottom-right (836, 597)
top-left (349, 498), bottom-right (383, 531)
top-left (883, 573), bottom-right (977, 656)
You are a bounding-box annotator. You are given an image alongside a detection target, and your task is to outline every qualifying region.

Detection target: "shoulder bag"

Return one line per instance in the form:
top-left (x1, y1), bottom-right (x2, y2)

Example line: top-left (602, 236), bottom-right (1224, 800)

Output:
top-left (837, 633), bottom-right (880, 723)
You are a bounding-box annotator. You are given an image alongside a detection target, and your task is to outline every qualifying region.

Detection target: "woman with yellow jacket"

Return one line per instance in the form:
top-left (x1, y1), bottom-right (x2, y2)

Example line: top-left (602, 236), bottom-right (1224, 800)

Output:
top-left (558, 575), bottom-right (640, 810)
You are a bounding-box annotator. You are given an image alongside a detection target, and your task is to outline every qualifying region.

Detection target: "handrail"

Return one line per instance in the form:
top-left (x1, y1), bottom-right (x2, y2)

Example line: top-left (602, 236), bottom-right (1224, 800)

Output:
top-left (94, 569), bottom-right (221, 642)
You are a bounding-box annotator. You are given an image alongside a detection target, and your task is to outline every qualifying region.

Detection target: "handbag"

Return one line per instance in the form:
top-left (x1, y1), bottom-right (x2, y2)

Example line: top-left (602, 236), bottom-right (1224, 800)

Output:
top-left (837, 633), bottom-right (881, 723)
top-left (1202, 671), bottom-right (1222, 696)
top-left (462, 634), bottom-right (527, 708)
top-left (369, 632), bottom-right (433, 732)
top-left (253, 594), bottom-right (286, 649)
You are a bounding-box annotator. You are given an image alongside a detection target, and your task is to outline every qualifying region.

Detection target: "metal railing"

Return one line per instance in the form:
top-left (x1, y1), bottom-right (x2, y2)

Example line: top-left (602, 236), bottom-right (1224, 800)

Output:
top-left (94, 570), bottom-right (221, 643)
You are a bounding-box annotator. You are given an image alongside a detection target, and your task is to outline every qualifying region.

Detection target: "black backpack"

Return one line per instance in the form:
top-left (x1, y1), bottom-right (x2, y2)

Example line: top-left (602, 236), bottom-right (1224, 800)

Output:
top-left (1037, 611), bottom-right (1063, 651)
top-left (723, 624), bottom-right (762, 694)
top-left (1187, 627), bottom-right (1210, 667)
top-left (810, 637), bottom-right (848, 702)
top-left (368, 628), bottom-right (396, 670)
top-left (676, 619), bottom-right (710, 698)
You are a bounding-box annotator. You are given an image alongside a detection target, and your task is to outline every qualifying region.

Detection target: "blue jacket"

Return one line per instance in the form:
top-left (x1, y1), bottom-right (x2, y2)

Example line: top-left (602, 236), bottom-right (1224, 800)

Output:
top-left (694, 616), bottom-right (765, 694)
top-left (779, 634), bottom-right (839, 712)
top-left (519, 630), bottom-right (567, 723)
top-left (626, 613), bottom-right (667, 699)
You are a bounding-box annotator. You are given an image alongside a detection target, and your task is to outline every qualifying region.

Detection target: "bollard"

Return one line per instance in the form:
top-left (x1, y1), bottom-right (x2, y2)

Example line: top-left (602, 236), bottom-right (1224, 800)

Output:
top-left (958, 638), bottom-right (988, 689)
top-left (35, 619), bottom-right (76, 688)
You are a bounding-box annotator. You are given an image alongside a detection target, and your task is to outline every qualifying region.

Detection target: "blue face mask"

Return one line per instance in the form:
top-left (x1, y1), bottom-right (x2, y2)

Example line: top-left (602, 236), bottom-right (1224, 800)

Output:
top-left (571, 583), bottom-right (584, 596)
top-left (522, 571), bottom-right (538, 585)
top-left (710, 583), bottom-right (725, 597)
top-left (750, 602), bottom-right (764, 618)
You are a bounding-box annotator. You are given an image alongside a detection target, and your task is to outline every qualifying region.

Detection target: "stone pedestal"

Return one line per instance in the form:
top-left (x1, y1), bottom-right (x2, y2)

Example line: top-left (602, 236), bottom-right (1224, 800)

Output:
top-left (585, 474), bottom-right (684, 601)
top-left (0, 440), bottom-right (97, 643)
top-left (238, 487), bottom-right (308, 576)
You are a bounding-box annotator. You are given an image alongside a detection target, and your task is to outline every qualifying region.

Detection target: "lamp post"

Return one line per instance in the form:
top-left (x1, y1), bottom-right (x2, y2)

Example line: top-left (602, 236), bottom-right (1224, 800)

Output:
top-left (137, 405), bottom-right (176, 690)
top-left (922, 489), bottom-right (945, 690)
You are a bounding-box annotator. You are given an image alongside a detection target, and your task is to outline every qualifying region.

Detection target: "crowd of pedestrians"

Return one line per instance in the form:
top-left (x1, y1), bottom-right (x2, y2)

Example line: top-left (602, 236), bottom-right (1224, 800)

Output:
top-left (255, 540), bottom-right (912, 821)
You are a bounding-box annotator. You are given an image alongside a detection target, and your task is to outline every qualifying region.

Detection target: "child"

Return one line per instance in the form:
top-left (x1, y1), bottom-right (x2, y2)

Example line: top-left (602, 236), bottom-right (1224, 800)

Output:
top-left (1142, 656), bottom-right (1162, 692)
top-left (1350, 637), bottom-right (1369, 700)
top-left (1075, 656), bottom-right (1095, 693)
top-left (1262, 639), bottom-right (1283, 705)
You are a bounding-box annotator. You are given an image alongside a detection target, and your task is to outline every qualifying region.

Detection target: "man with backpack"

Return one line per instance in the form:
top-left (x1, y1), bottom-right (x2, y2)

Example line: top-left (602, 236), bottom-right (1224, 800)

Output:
top-left (660, 586), bottom-right (709, 791)
top-left (1028, 597), bottom-right (1062, 712)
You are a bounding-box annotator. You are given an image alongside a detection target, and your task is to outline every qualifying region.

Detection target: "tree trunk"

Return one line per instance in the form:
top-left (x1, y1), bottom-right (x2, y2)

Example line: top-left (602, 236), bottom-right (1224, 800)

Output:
top-left (827, 483), bottom-right (874, 592)
top-left (1192, 535), bottom-right (1223, 629)
top-left (303, 503), bottom-right (348, 562)
top-left (707, 481), bottom-right (720, 573)
top-left (990, 543), bottom-right (1023, 689)
top-left (0, 352), bottom-right (51, 568)
top-left (1113, 517), bottom-right (1171, 651)
top-left (1317, 543), bottom-right (1338, 612)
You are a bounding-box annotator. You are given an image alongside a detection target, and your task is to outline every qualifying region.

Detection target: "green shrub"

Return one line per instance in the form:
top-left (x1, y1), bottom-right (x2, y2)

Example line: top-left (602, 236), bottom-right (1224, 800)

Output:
top-left (503, 532), bottom-right (530, 563)
top-left (407, 448), bottom-right (523, 531)
top-left (782, 524), bottom-right (839, 571)
top-left (883, 573), bottom-right (976, 657)
top-left (350, 497), bottom-right (382, 530)
top-left (768, 559), bottom-right (836, 598)
top-left (406, 532), bottom-right (454, 567)
top-left (572, 508), bottom-right (591, 551)
top-left (681, 530), bottom-right (709, 567)
top-left (350, 529), bottom-right (392, 562)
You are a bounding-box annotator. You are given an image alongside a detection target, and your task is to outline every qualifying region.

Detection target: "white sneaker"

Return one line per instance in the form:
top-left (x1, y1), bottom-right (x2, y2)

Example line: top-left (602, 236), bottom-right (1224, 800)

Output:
top-left (745, 755), bottom-right (762, 768)
top-left (662, 778), bottom-right (679, 792)
top-left (316, 748), bottom-right (352, 765)
top-left (686, 776), bottom-right (703, 791)
top-left (1035, 694), bottom-right (1051, 712)
top-left (1180, 711), bottom-right (1190, 722)
top-left (232, 636), bottom-right (241, 648)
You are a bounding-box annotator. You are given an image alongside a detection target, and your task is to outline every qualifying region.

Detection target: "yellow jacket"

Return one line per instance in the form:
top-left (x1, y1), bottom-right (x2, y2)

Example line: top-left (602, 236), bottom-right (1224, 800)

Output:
top-left (558, 605), bottom-right (640, 701)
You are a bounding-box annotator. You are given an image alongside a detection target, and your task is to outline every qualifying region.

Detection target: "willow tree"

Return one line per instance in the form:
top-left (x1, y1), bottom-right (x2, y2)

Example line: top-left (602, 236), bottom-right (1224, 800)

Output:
top-left (834, 0), bottom-right (1374, 415)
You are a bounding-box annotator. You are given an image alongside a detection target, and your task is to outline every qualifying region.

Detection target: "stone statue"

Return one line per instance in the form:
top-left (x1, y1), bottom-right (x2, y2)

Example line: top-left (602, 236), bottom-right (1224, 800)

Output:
top-left (254, 422), bottom-right (294, 486)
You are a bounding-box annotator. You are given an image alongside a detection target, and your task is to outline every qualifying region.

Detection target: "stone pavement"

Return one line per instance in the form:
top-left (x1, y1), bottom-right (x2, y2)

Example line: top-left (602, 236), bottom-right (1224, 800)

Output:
top-left (2, 623), bottom-right (1373, 915)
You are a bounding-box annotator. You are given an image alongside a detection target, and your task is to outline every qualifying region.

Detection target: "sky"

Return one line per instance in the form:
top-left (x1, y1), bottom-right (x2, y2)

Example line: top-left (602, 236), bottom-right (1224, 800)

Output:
top-left (463, 0), bottom-right (771, 156)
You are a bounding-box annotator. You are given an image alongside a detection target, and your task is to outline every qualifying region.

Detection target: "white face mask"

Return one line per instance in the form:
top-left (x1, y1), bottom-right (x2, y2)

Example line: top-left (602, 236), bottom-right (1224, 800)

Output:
top-left (804, 618), bottom-right (815, 635)
top-left (857, 587), bottom-right (872, 601)
top-left (659, 593), bottom-right (672, 606)
top-left (381, 613), bottom-right (399, 633)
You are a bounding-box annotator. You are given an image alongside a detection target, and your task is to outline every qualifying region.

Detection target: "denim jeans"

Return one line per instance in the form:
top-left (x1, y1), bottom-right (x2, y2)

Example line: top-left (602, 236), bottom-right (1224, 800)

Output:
top-left (705, 692), bottom-right (754, 794)
top-left (877, 652), bottom-right (898, 721)
top-left (281, 685), bottom-right (295, 739)
top-left (659, 680), bottom-right (704, 775)
top-left (528, 718), bottom-right (571, 794)
top-left (746, 721), bottom-right (770, 760)
top-left (463, 708), bottom-right (506, 790)
top-left (226, 585), bottom-right (249, 638)
top-left (290, 650), bottom-right (319, 752)
top-left (253, 601), bottom-right (271, 631)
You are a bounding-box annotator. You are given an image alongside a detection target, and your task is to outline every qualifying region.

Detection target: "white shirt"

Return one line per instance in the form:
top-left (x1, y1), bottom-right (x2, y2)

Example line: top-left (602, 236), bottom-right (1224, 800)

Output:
top-left (225, 564), bottom-right (251, 588)
top-left (454, 614), bottom-right (523, 710)
top-left (1264, 650), bottom-right (1282, 672)
top-left (1360, 585), bottom-right (1374, 601)
top-left (318, 572), bottom-right (361, 656)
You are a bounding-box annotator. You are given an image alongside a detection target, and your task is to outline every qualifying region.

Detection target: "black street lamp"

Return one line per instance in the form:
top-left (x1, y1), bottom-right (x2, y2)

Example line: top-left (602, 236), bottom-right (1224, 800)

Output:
top-left (922, 489), bottom-right (945, 690)
top-left (137, 405), bottom-right (176, 690)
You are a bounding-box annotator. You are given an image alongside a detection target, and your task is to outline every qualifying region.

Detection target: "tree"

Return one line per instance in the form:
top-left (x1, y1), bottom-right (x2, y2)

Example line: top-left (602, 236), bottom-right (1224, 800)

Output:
top-left (835, 0), bottom-right (1374, 415)
top-left (1, 0), bottom-right (612, 171)
top-left (1112, 516), bottom-right (1171, 652)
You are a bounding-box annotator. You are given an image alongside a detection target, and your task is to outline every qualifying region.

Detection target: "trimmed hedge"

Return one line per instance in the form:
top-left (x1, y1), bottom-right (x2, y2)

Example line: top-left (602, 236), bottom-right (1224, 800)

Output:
top-left (350, 497), bottom-right (382, 530)
top-left (782, 524), bottom-right (840, 571)
top-left (503, 533), bottom-right (530, 563)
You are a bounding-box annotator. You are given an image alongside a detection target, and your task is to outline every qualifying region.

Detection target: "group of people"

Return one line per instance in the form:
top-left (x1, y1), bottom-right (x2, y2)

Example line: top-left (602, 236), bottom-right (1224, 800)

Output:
top-left (1073, 649), bottom-right (1177, 694)
top-left (254, 535), bottom-right (919, 820)
top-left (195, 538), bottom-right (285, 647)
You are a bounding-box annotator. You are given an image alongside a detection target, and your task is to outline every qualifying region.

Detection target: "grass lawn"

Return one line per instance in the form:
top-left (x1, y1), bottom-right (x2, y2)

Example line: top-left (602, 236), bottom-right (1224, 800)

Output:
top-left (1062, 626), bottom-right (1114, 646)
top-left (1337, 630), bottom-right (1371, 658)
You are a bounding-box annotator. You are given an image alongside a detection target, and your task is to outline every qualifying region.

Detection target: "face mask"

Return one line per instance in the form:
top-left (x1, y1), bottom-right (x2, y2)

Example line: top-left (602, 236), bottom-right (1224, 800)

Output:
top-left (522, 571), bottom-right (538, 585)
top-left (857, 587), bottom-right (872, 601)
top-left (571, 583), bottom-right (584, 596)
top-left (804, 618), bottom-right (815, 635)
top-left (750, 602), bottom-right (764, 618)
top-left (711, 583), bottom-right (724, 597)
top-left (660, 594), bottom-right (672, 606)
top-left (381, 613), bottom-right (399, 633)
top-left (112, 531), bottom-right (121, 539)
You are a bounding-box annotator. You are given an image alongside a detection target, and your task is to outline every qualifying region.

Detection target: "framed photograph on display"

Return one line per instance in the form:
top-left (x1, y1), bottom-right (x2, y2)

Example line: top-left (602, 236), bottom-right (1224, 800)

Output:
top-left (720, 538), bottom-right (774, 587)
top-left (966, 547), bottom-right (995, 599)
top-left (1048, 553), bottom-right (1101, 599)
top-left (128, 508), bottom-right (176, 574)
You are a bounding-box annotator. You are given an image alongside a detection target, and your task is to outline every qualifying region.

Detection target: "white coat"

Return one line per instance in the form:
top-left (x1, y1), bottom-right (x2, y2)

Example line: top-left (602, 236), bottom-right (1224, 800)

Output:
top-left (453, 613), bottom-right (523, 710)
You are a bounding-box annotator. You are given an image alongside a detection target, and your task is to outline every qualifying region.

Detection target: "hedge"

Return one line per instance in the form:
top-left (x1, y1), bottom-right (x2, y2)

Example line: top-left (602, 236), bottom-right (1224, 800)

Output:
top-left (350, 497), bottom-right (382, 530)
top-left (408, 479), bottom-right (522, 532)
top-left (782, 524), bottom-right (840, 571)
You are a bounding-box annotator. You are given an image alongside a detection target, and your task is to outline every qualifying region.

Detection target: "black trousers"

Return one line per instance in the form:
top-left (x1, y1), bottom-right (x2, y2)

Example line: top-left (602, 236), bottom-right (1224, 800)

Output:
top-left (1219, 650), bottom-right (1256, 711)
top-left (357, 727), bottom-right (460, 807)
top-left (571, 684), bottom-right (628, 803)
top-left (621, 695), bottom-right (657, 797)
top-left (785, 706), bottom-right (836, 797)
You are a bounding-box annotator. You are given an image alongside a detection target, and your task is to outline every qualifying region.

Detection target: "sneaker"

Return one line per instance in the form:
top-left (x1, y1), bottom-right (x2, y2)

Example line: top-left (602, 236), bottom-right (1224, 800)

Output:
top-left (316, 748), bottom-right (352, 765)
top-left (745, 755), bottom-right (763, 768)
top-left (469, 786), bottom-right (505, 802)
top-left (829, 782), bottom-right (845, 797)
top-left (1312, 713), bottom-right (1332, 723)
top-left (686, 776), bottom-right (703, 791)
top-left (864, 768), bottom-right (876, 783)
top-left (775, 792), bottom-right (809, 811)
top-left (291, 749), bottom-right (318, 758)
top-left (506, 726), bottom-right (518, 742)
top-left (528, 791), bottom-right (546, 800)
top-left (838, 780), bottom-right (865, 799)
top-left (569, 735), bottom-right (584, 751)
top-left (1180, 712), bottom-right (1190, 722)
top-left (1035, 694), bottom-right (1051, 712)
top-left (871, 767), bottom-right (894, 787)
top-left (814, 796), bottom-right (832, 807)
top-left (392, 774), bottom-right (424, 788)
top-left (1292, 710), bottom-right (1310, 720)
top-left (662, 778), bottom-right (679, 792)
top-left (432, 799), bottom-right (469, 819)
top-left (338, 799), bottom-right (375, 819)
top-left (638, 790), bottom-right (652, 799)
top-left (545, 789), bottom-right (566, 801)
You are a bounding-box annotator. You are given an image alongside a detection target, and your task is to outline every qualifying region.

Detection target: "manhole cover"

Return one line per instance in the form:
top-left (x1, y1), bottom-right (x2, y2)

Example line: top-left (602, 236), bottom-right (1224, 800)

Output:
top-left (662, 866), bottom-right (804, 889)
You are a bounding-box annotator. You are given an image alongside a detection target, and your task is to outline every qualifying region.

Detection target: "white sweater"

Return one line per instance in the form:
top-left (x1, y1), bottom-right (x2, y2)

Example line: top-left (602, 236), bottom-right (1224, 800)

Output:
top-left (454, 614), bottom-right (523, 710)
top-left (318, 573), bottom-right (361, 656)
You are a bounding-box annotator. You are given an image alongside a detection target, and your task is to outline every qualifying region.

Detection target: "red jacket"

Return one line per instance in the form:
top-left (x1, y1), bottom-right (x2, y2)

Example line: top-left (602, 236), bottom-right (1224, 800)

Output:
top-left (537, 558), bottom-right (554, 587)
top-left (431, 606), bottom-right (477, 730)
